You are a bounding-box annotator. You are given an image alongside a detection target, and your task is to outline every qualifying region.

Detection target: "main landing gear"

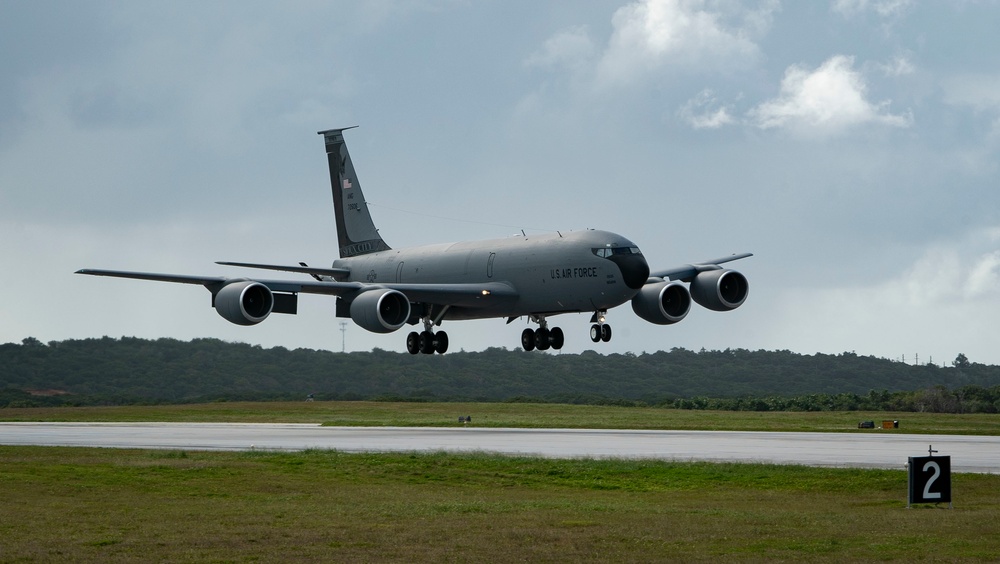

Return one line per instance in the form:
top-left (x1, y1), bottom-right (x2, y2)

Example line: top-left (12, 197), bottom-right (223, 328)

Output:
top-left (520, 315), bottom-right (565, 352)
top-left (406, 316), bottom-right (448, 355)
top-left (406, 329), bottom-right (448, 354)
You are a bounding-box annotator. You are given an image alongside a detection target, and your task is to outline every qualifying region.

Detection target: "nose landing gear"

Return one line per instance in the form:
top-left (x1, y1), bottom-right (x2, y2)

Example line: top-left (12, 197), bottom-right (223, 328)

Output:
top-left (589, 310), bottom-right (612, 343)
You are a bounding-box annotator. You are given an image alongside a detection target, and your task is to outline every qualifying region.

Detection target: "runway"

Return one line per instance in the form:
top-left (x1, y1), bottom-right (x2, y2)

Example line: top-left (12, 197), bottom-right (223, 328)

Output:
top-left (1, 422), bottom-right (997, 473)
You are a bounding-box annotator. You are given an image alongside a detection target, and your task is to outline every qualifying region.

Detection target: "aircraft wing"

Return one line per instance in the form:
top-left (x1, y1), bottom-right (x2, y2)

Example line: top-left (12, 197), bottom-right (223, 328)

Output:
top-left (215, 261), bottom-right (351, 280)
top-left (285, 279), bottom-right (519, 309)
top-left (75, 269), bottom-right (518, 307)
top-left (378, 282), bottom-right (518, 307)
top-left (649, 252), bottom-right (753, 282)
top-left (75, 269), bottom-right (230, 287)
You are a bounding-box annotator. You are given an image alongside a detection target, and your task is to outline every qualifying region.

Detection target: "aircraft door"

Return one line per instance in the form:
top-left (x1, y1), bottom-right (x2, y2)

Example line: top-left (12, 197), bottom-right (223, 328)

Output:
top-left (487, 252), bottom-right (496, 278)
top-left (396, 261), bottom-right (404, 283)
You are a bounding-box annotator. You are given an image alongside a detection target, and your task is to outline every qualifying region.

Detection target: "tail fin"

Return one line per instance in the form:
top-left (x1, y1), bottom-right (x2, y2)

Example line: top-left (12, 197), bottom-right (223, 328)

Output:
top-left (318, 127), bottom-right (390, 258)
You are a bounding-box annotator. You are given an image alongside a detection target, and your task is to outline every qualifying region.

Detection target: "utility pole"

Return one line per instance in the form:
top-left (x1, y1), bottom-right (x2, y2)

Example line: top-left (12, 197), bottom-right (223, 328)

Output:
top-left (339, 322), bottom-right (347, 353)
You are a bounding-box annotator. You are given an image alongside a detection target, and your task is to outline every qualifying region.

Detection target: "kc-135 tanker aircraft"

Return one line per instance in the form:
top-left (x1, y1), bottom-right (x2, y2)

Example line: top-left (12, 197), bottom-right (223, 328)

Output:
top-left (78, 127), bottom-right (752, 354)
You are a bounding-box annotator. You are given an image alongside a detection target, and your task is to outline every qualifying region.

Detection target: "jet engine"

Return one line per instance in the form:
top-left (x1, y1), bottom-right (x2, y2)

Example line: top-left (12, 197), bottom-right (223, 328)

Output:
top-left (350, 288), bottom-right (411, 333)
top-left (631, 281), bottom-right (691, 325)
top-left (689, 269), bottom-right (749, 311)
top-left (214, 280), bottom-right (274, 325)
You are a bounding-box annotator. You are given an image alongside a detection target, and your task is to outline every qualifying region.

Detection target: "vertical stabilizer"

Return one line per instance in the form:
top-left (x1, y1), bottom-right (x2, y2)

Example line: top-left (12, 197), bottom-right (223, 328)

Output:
top-left (319, 127), bottom-right (390, 258)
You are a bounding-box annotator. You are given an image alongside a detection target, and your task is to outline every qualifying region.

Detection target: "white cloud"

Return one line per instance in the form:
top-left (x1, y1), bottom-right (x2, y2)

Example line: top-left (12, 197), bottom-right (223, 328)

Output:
top-left (748, 55), bottom-right (911, 134)
top-left (678, 89), bottom-right (736, 129)
top-left (594, 0), bottom-right (773, 86)
top-left (941, 74), bottom-right (1000, 137)
top-left (966, 251), bottom-right (1000, 299)
top-left (876, 55), bottom-right (915, 77)
top-left (832, 0), bottom-right (913, 18)
top-left (524, 25), bottom-right (596, 72)
top-left (942, 74), bottom-right (1000, 112)
top-left (894, 243), bottom-right (1000, 303)
top-left (764, 227), bottom-right (1000, 364)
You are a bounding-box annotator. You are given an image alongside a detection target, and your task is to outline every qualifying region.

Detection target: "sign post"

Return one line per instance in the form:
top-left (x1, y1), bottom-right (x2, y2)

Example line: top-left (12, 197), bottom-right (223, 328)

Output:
top-left (907, 445), bottom-right (952, 509)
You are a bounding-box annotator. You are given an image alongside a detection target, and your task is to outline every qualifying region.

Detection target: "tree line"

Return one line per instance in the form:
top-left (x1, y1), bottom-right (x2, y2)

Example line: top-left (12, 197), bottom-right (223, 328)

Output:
top-left (2, 336), bottom-right (1000, 412)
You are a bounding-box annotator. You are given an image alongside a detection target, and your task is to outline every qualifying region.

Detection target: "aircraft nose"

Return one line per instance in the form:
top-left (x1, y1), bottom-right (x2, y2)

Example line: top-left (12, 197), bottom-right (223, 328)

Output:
top-left (608, 252), bottom-right (650, 290)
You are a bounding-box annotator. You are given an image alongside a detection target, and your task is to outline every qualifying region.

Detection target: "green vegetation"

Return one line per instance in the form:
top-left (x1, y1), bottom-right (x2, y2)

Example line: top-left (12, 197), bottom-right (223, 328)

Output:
top-left (3, 401), bottom-right (1000, 435)
top-left (4, 337), bottom-right (1000, 411)
top-left (6, 338), bottom-right (997, 561)
top-left (2, 446), bottom-right (997, 562)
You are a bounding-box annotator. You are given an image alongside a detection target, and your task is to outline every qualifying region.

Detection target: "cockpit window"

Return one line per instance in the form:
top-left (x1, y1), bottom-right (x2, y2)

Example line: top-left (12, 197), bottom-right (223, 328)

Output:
top-left (593, 246), bottom-right (642, 257)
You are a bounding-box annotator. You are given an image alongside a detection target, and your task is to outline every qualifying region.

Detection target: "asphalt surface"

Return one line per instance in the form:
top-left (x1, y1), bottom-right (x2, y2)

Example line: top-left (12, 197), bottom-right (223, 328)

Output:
top-left (1, 423), bottom-right (997, 473)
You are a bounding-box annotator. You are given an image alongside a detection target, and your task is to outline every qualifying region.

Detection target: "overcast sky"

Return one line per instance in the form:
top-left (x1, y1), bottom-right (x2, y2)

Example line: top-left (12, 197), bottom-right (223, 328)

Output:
top-left (3, 0), bottom-right (999, 365)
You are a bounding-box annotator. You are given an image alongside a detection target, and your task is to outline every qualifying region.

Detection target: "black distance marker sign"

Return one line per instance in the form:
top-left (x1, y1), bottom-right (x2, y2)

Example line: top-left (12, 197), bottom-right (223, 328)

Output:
top-left (908, 455), bottom-right (951, 505)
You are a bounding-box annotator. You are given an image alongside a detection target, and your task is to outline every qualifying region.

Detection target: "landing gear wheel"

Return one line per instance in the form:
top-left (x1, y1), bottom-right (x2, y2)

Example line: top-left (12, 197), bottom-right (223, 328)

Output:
top-left (535, 327), bottom-right (551, 351)
top-left (406, 331), bottom-right (420, 355)
top-left (419, 330), bottom-right (435, 354)
top-left (601, 324), bottom-right (612, 342)
top-left (590, 324), bottom-right (601, 343)
top-left (433, 331), bottom-right (449, 354)
top-left (521, 328), bottom-right (536, 351)
top-left (549, 327), bottom-right (564, 350)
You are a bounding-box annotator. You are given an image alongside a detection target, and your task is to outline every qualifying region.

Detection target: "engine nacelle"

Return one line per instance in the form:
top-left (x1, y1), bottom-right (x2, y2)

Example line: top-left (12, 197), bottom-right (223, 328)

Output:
top-left (214, 280), bottom-right (274, 326)
top-left (689, 269), bottom-right (749, 311)
top-left (631, 281), bottom-right (691, 325)
top-left (349, 288), bottom-right (411, 333)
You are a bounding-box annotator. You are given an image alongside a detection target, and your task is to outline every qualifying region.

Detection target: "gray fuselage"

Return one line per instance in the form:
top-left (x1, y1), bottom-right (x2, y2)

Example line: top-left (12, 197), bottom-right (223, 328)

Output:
top-left (333, 229), bottom-right (649, 320)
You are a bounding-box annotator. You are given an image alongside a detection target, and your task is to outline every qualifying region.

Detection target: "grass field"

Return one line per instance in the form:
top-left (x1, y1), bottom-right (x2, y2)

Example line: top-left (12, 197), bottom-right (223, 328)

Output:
top-left (3, 400), bottom-right (1000, 435)
top-left (1, 446), bottom-right (999, 562)
top-left (2, 402), bottom-right (998, 561)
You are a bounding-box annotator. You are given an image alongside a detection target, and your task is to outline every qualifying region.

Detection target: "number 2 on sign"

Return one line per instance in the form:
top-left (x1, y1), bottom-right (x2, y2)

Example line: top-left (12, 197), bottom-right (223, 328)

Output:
top-left (922, 461), bottom-right (941, 500)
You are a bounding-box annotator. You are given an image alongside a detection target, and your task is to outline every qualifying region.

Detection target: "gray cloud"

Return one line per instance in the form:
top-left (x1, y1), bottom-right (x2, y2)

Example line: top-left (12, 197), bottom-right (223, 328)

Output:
top-left (3, 1), bottom-right (1000, 365)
